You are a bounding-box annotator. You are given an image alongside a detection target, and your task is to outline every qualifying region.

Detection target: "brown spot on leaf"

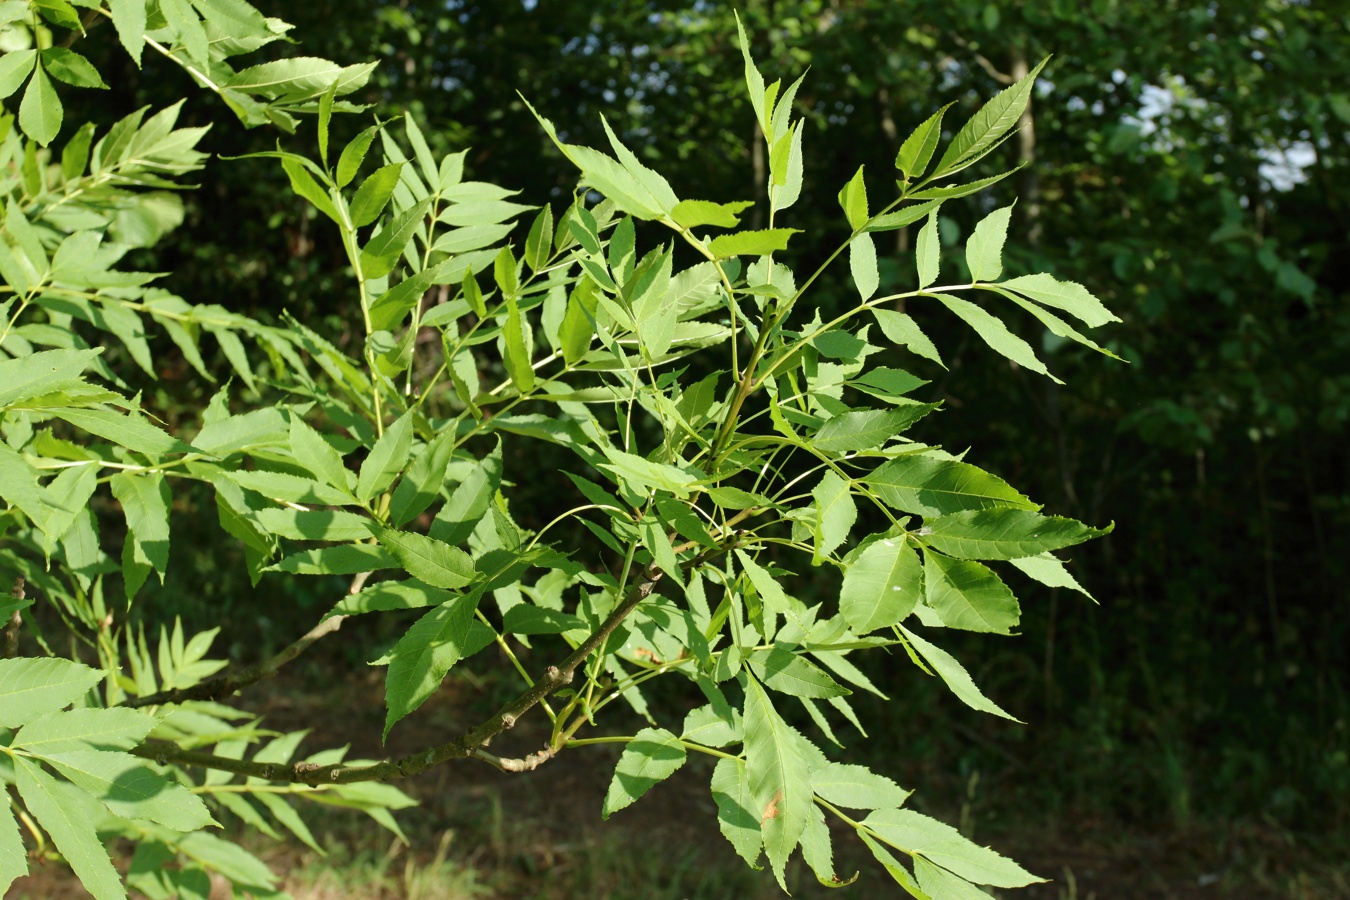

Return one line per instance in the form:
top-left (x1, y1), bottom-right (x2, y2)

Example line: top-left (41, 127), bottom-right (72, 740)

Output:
top-left (760, 790), bottom-right (783, 824)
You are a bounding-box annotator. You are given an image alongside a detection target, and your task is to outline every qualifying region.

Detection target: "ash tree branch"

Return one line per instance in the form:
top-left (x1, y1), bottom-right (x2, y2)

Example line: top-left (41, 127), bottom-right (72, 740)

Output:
top-left (132, 540), bottom-right (735, 784)
top-left (125, 571), bottom-right (374, 708)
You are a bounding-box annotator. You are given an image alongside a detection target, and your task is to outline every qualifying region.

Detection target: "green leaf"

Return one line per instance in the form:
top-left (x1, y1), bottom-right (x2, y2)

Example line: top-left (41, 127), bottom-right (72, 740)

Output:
top-left (866, 198), bottom-right (943, 232)
top-left (337, 125), bottom-right (380, 189)
top-left (255, 792), bottom-right (322, 854)
top-left (361, 197), bottom-right (432, 279)
top-left (770, 122), bottom-right (805, 213)
top-left (966, 204), bottom-right (1014, 283)
top-left (389, 430), bottom-right (456, 526)
top-left (840, 536), bottom-right (922, 634)
top-left (281, 157), bottom-right (340, 223)
top-left (430, 441), bottom-right (501, 545)
top-left (710, 757), bottom-right (762, 867)
top-left (60, 121), bottom-right (95, 180)
top-left (226, 57), bottom-right (376, 101)
top-left (0, 49), bottom-right (36, 100)
top-left (356, 411), bottom-right (414, 502)
top-left (493, 244), bottom-right (519, 297)
top-left (907, 166), bottom-right (1024, 202)
top-left (176, 830), bottom-right (275, 889)
top-left (111, 472), bottom-right (171, 581)
top-left (815, 408), bottom-right (917, 453)
top-left (14, 759), bottom-right (124, 900)
top-left (849, 231), bottom-right (879, 301)
top-left (19, 62), bottom-right (61, 146)
top-left (798, 804), bottom-right (837, 885)
top-left (317, 79), bottom-right (337, 166)
top-left (601, 727), bottom-right (687, 818)
top-left (837, 165), bottom-right (869, 231)
top-left (859, 832), bottom-right (928, 897)
top-left (850, 367), bottom-right (929, 403)
top-left (600, 112), bottom-right (680, 209)
top-left (933, 57), bottom-right (1047, 178)
top-left (743, 678), bottom-right (812, 889)
top-left (708, 229), bottom-right (800, 259)
top-left (640, 513), bottom-right (684, 589)
top-left (226, 470), bottom-right (352, 507)
top-left (813, 762), bottom-right (912, 810)
top-left (867, 456), bottom-right (1035, 517)
top-left (559, 276), bottom-right (599, 365)
top-left (31, 0), bottom-right (80, 30)
top-left (39, 48), bottom-right (107, 90)
top-left (0, 798), bottom-right (26, 895)
top-left (369, 525), bottom-right (475, 590)
top-left (811, 471), bottom-right (857, 565)
top-left (383, 593), bottom-right (485, 737)
top-left (599, 448), bottom-right (699, 499)
top-left (924, 554), bottom-right (1020, 634)
top-left (734, 549), bottom-right (791, 618)
top-left (368, 256), bottom-right (459, 332)
top-left (107, 0), bottom-right (146, 65)
top-left (327, 579), bottom-right (451, 619)
top-left (897, 625), bottom-right (1018, 721)
top-left (707, 487), bottom-right (770, 510)
top-left (43, 749), bottom-right (215, 831)
top-left (403, 114), bottom-right (439, 188)
top-left (501, 606), bottom-right (584, 635)
top-left (896, 104), bottom-right (950, 180)
top-left (160, 0), bottom-right (208, 65)
top-left (999, 291), bottom-right (1124, 360)
top-left (914, 856), bottom-right (997, 899)
top-left (461, 269), bottom-right (487, 317)
top-left (1008, 553), bottom-right (1094, 601)
top-left (254, 508), bottom-right (371, 541)
top-left (348, 161), bottom-right (399, 226)
top-left (523, 102), bottom-right (665, 220)
top-left (872, 309), bottom-right (944, 367)
top-left (269, 543), bottom-right (398, 576)
top-left (524, 204), bottom-right (554, 273)
top-left (916, 209), bottom-right (940, 289)
top-left (671, 199), bottom-right (753, 230)
top-left (748, 648), bottom-right (849, 698)
top-left (931, 294), bottom-right (1058, 382)
top-left (681, 704), bottom-right (742, 748)
top-left (0, 656), bottom-right (104, 729)
top-left (503, 295), bottom-right (535, 393)
top-left (999, 273), bottom-right (1120, 328)
top-left (922, 508), bottom-right (1109, 560)
top-left (862, 808), bottom-right (1045, 888)
top-left (288, 416), bottom-right (353, 495)
top-left (735, 12), bottom-right (768, 128)
top-left (53, 408), bottom-right (191, 458)
top-left (0, 348), bottom-right (98, 410)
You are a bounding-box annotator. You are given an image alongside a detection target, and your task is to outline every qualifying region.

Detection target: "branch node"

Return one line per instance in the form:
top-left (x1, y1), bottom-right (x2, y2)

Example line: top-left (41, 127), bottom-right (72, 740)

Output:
top-left (501, 714), bottom-right (516, 730)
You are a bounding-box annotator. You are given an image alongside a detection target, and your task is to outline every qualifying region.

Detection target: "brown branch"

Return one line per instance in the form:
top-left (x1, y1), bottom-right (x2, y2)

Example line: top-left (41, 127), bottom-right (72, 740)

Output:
top-left (124, 573), bottom-right (375, 708)
top-left (126, 612), bottom-right (348, 708)
top-left (131, 541), bottom-right (736, 785)
top-left (3, 578), bottom-right (23, 659)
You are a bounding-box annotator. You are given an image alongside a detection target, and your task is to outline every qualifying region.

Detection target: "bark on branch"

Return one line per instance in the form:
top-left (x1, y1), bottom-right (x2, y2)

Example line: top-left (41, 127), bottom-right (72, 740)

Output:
top-left (131, 540), bottom-right (735, 785)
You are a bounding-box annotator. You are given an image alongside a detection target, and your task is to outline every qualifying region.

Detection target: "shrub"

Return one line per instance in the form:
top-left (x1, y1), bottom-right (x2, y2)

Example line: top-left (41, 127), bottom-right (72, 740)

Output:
top-left (0, 4), bottom-right (1115, 896)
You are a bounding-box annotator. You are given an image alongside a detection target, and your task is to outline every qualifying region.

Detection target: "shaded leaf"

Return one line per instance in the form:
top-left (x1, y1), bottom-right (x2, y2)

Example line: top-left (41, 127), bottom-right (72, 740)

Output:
top-left (840, 536), bottom-right (922, 634)
top-left (924, 554), bottom-right (1020, 634)
top-left (867, 456), bottom-right (1035, 517)
top-left (601, 727), bottom-right (687, 818)
top-left (862, 808), bottom-right (1045, 888)
top-left (922, 508), bottom-right (1109, 560)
